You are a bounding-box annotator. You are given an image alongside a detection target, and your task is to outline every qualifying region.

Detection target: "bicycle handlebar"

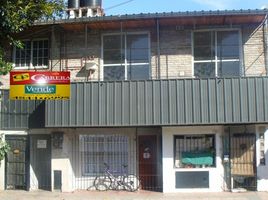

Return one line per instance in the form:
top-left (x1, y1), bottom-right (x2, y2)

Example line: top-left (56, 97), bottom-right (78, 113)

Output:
top-left (103, 162), bottom-right (109, 170)
top-left (103, 163), bottom-right (128, 170)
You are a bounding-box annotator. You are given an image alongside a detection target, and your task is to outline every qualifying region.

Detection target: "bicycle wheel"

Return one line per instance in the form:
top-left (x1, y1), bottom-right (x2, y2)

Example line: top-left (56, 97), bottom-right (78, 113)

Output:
top-left (123, 174), bottom-right (140, 192)
top-left (94, 175), bottom-right (112, 191)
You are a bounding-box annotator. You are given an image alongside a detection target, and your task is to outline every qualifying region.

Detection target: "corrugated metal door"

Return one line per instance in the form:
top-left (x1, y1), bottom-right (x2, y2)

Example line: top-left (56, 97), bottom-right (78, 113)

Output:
top-left (30, 135), bottom-right (51, 190)
top-left (5, 135), bottom-right (29, 190)
top-left (230, 133), bottom-right (256, 190)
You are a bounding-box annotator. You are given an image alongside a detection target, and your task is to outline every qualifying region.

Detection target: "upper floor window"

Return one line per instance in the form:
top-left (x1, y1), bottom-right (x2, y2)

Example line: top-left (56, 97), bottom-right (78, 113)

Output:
top-left (14, 39), bottom-right (49, 69)
top-left (103, 33), bottom-right (150, 81)
top-left (193, 30), bottom-right (241, 78)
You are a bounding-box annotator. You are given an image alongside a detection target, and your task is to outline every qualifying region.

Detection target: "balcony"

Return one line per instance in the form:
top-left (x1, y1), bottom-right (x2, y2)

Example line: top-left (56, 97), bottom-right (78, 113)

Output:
top-left (46, 77), bottom-right (268, 127)
top-left (1, 76), bottom-right (268, 130)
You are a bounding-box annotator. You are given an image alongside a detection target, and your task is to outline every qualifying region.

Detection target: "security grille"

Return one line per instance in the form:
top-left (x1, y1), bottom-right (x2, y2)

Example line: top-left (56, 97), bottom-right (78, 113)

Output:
top-left (230, 133), bottom-right (257, 191)
top-left (174, 134), bottom-right (215, 168)
top-left (5, 135), bottom-right (28, 190)
top-left (70, 134), bottom-right (137, 190)
top-left (80, 135), bottom-right (128, 175)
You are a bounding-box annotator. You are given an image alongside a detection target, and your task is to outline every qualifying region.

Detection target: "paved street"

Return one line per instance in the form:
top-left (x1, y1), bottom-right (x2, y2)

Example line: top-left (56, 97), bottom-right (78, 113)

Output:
top-left (0, 190), bottom-right (268, 200)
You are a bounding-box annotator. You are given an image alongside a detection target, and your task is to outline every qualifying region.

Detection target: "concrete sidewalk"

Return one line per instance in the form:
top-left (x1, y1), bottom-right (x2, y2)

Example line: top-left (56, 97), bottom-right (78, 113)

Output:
top-left (0, 190), bottom-right (268, 200)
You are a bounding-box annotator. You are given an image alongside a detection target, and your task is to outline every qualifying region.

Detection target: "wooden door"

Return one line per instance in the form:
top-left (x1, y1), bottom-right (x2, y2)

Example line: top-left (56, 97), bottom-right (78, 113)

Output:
top-left (138, 135), bottom-right (157, 191)
top-left (230, 133), bottom-right (256, 190)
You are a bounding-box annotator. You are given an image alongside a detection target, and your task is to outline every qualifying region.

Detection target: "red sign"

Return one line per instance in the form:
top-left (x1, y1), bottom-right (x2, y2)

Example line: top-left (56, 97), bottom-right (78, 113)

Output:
top-left (10, 71), bottom-right (70, 85)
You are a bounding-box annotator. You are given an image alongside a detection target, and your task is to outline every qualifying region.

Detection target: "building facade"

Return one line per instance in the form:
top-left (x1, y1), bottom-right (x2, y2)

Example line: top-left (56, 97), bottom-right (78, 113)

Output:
top-left (1, 8), bottom-right (268, 192)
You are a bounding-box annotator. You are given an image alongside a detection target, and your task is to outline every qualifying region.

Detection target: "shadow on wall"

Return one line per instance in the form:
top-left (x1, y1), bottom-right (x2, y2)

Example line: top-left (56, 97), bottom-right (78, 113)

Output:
top-left (243, 24), bottom-right (267, 76)
top-left (28, 101), bottom-right (46, 128)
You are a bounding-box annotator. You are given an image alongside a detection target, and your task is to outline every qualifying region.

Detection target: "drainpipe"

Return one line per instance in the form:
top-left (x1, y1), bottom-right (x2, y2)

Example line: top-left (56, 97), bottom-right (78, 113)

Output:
top-left (264, 14), bottom-right (268, 76)
top-left (85, 24), bottom-right (88, 58)
top-left (85, 24), bottom-right (88, 81)
top-left (51, 26), bottom-right (55, 71)
top-left (156, 19), bottom-right (161, 79)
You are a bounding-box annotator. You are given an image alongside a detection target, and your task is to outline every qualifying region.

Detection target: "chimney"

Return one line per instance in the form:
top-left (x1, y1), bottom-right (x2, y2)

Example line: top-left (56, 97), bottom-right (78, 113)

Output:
top-left (67, 0), bottom-right (104, 18)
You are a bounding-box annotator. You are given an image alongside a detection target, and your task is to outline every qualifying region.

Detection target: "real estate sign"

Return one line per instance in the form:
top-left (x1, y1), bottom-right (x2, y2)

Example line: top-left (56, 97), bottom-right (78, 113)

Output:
top-left (10, 71), bottom-right (70, 100)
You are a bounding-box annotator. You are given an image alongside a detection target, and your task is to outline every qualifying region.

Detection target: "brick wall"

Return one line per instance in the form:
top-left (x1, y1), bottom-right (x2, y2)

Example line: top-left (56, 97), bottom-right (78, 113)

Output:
top-left (242, 25), bottom-right (266, 76)
top-left (55, 26), bottom-right (264, 81)
top-left (151, 29), bottom-right (192, 79)
top-left (50, 28), bottom-right (101, 82)
top-left (0, 24), bottom-right (266, 90)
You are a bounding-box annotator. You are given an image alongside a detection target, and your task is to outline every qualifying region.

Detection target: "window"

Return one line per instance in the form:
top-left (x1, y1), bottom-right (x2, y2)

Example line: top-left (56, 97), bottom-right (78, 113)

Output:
top-left (193, 30), bottom-right (240, 78)
top-left (103, 33), bottom-right (150, 81)
top-left (174, 135), bottom-right (215, 168)
top-left (80, 135), bottom-right (129, 175)
top-left (14, 39), bottom-right (49, 68)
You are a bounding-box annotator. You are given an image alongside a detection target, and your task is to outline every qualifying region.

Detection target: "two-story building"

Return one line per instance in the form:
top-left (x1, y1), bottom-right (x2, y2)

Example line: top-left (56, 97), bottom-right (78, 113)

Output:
top-left (1, 1), bottom-right (268, 193)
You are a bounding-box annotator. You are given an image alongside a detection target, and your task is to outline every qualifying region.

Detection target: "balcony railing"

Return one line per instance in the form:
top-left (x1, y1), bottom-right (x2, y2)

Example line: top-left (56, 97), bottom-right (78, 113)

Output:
top-left (45, 77), bottom-right (268, 127)
top-left (1, 76), bottom-right (268, 130)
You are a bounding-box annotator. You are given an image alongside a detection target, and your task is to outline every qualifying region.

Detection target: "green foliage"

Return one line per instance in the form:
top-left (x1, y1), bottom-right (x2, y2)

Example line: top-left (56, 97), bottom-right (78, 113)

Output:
top-left (0, 0), bottom-right (65, 74)
top-left (0, 47), bottom-right (13, 75)
top-left (0, 134), bottom-right (10, 162)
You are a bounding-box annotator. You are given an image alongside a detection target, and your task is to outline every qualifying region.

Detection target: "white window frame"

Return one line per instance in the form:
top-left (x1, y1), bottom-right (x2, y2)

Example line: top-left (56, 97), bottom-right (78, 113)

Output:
top-left (13, 38), bottom-right (49, 70)
top-left (101, 32), bottom-right (151, 81)
top-left (191, 29), bottom-right (243, 78)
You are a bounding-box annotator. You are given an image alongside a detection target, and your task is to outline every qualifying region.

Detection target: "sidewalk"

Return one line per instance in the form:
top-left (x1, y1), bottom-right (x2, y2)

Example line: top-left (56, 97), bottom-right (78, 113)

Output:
top-left (0, 190), bottom-right (268, 200)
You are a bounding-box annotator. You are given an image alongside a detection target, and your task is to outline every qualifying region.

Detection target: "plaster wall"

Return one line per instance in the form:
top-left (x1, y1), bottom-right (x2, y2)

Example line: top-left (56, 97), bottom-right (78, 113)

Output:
top-left (162, 126), bottom-right (224, 193)
top-left (256, 126), bottom-right (268, 191)
top-left (48, 128), bottom-right (137, 192)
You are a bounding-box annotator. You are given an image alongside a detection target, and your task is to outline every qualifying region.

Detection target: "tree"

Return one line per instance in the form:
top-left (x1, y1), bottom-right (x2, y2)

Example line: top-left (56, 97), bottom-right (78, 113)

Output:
top-left (0, 0), bottom-right (65, 75)
top-left (0, 134), bottom-right (10, 163)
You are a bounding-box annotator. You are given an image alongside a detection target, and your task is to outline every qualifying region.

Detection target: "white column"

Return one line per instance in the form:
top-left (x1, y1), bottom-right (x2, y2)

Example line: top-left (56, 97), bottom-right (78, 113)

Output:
top-left (162, 130), bottom-right (175, 193)
top-left (51, 133), bottom-right (74, 192)
top-left (257, 128), bottom-right (268, 191)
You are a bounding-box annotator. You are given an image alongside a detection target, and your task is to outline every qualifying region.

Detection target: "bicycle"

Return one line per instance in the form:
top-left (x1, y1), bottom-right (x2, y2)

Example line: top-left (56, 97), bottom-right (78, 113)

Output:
top-left (93, 163), bottom-right (140, 192)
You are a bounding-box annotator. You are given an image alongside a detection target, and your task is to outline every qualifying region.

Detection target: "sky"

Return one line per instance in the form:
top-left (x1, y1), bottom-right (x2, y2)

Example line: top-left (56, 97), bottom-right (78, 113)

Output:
top-left (101, 0), bottom-right (268, 15)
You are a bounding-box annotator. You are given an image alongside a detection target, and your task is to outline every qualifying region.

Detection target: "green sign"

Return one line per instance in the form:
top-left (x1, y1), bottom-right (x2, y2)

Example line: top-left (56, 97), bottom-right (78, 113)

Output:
top-left (25, 85), bottom-right (56, 94)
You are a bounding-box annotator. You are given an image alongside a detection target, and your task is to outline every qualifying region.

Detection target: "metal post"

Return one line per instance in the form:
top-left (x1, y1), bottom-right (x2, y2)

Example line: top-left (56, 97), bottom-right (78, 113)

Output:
top-left (264, 15), bottom-right (268, 75)
top-left (51, 26), bottom-right (55, 71)
top-left (156, 19), bottom-right (161, 79)
top-left (85, 24), bottom-right (88, 54)
top-left (85, 24), bottom-right (89, 81)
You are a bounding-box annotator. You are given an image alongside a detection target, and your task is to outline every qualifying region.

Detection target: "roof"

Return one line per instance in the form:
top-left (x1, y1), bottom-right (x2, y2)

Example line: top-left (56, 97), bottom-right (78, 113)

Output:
top-left (34, 9), bottom-right (268, 30)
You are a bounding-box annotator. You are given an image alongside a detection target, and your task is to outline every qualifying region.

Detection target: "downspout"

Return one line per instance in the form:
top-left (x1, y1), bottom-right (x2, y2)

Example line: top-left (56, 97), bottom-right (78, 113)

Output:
top-left (264, 14), bottom-right (268, 75)
top-left (59, 28), bottom-right (62, 71)
top-left (156, 19), bottom-right (161, 79)
top-left (85, 24), bottom-right (89, 81)
top-left (85, 24), bottom-right (88, 52)
top-left (120, 21), bottom-right (124, 79)
top-left (51, 26), bottom-right (55, 71)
